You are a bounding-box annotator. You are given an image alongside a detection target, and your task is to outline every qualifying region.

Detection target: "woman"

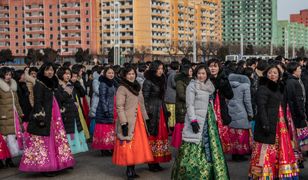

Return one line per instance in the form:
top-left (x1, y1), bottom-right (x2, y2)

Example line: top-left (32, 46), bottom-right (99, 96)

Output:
top-left (19, 63), bottom-right (75, 175)
top-left (171, 64), bottom-right (229, 179)
top-left (227, 69), bottom-right (253, 161)
top-left (55, 67), bottom-right (88, 154)
top-left (284, 62), bottom-right (308, 168)
top-left (208, 59), bottom-right (234, 153)
top-left (143, 60), bottom-right (171, 171)
top-left (0, 67), bottom-right (23, 167)
top-left (25, 67), bottom-right (38, 107)
top-left (112, 65), bottom-right (153, 179)
top-left (171, 64), bottom-right (193, 149)
top-left (92, 67), bottom-right (116, 156)
top-left (249, 65), bottom-right (299, 179)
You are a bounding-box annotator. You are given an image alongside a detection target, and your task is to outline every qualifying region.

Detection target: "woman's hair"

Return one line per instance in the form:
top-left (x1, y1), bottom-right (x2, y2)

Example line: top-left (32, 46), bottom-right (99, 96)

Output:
top-left (28, 67), bottom-right (38, 75)
top-left (56, 67), bottom-right (72, 81)
top-left (169, 61), bottom-right (180, 70)
top-left (103, 66), bottom-right (114, 77)
top-left (148, 60), bottom-right (164, 75)
top-left (242, 67), bottom-right (254, 79)
top-left (37, 62), bottom-right (56, 79)
top-left (180, 64), bottom-right (192, 76)
top-left (193, 64), bottom-right (210, 80)
top-left (263, 65), bottom-right (282, 80)
top-left (120, 64), bottom-right (137, 79)
top-left (13, 70), bottom-right (24, 82)
top-left (287, 61), bottom-right (300, 74)
top-left (0, 67), bottom-right (12, 79)
top-left (138, 62), bottom-right (147, 73)
top-left (207, 58), bottom-right (222, 70)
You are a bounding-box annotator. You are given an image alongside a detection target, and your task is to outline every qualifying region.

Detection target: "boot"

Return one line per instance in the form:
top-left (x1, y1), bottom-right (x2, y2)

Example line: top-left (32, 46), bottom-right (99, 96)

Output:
top-left (298, 160), bottom-right (305, 169)
top-left (126, 166), bottom-right (135, 180)
top-left (154, 163), bottom-right (163, 171)
top-left (131, 165), bottom-right (139, 178)
top-left (148, 163), bottom-right (159, 172)
top-left (41, 172), bottom-right (58, 177)
top-left (232, 155), bottom-right (239, 161)
top-left (0, 160), bottom-right (5, 169)
top-left (100, 150), bottom-right (106, 156)
top-left (5, 158), bottom-right (16, 168)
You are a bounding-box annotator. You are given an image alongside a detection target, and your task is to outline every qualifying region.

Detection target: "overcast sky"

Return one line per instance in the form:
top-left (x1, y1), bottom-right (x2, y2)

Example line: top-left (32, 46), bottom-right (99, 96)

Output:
top-left (278, 0), bottom-right (308, 20)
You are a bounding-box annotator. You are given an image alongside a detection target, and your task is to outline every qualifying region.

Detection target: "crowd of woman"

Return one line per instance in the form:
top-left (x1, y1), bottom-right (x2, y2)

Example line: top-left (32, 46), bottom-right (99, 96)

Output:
top-left (0, 56), bottom-right (306, 180)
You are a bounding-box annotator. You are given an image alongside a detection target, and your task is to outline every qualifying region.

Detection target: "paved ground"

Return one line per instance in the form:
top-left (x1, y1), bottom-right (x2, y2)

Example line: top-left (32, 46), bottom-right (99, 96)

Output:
top-left (0, 149), bottom-right (307, 180)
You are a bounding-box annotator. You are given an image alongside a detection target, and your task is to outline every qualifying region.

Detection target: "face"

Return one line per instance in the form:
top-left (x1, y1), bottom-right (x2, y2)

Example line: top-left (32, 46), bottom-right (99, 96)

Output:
top-left (267, 67), bottom-right (279, 82)
top-left (63, 70), bottom-right (71, 83)
top-left (155, 64), bottom-right (164, 77)
top-left (44, 66), bottom-right (54, 79)
top-left (188, 68), bottom-right (193, 78)
top-left (105, 69), bottom-right (114, 80)
top-left (209, 63), bottom-right (219, 77)
top-left (19, 73), bottom-right (25, 82)
top-left (4, 72), bottom-right (12, 83)
top-left (125, 70), bottom-right (136, 83)
top-left (30, 71), bottom-right (37, 78)
top-left (299, 60), bottom-right (304, 67)
top-left (293, 66), bottom-right (302, 78)
top-left (197, 68), bottom-right (207, 82)
top-left (71, 74), bottom-right (78, 83)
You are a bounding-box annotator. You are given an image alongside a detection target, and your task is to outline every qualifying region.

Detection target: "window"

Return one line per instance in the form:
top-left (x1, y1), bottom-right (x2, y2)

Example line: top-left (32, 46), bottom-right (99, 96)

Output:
top-left (15, 28), bottom-right (18, 32)
top-left (50, 12), bottom-right (52, 16)
top-left (86, 11), bottom-right (89, 15)
top-left (49, 5), bottom-right (52, 9)
top-left (86, 26), bottom-right (89, 30)
top-left (50, 27), bottom-right (53, 31)
top-left (50, 34), bottom-right (53, 39)
top-left (15, 6), bottom-right (17, 10)
top-left (15, 14), bottom-right (17, 18)
top-left (86, 3), bottom-right (89, 7)
top-left (16, 50), bottom-right (19, 53)
top-left (87, 41), bottom-right (90, 45)
top-left (50, 20), bottom-right (53, 23)
top-left (15, 21), bottom-right (18, 25)
top-left (16, 42), bottom-right (18, 46)
top-left (15, 35), bottom-right (18, 39)
top-left (86, 18), bottom-right (89, 22)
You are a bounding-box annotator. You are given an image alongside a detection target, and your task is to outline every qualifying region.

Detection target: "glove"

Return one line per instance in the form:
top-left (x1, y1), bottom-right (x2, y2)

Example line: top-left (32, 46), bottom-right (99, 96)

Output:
top-left (262, 125), bottom-right (270, 136)
top-left (191, 120), bottom-right (200, 134)
top-left (121, 123), bottom-right (128, 137)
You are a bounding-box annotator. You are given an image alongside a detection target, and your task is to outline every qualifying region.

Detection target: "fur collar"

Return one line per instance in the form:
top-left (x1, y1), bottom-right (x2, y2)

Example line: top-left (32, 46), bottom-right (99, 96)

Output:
top-left (37, 75), bottom-right (58, 90)
top-left (0, 78), bottom-right (17, 92)
top-left (99, 76), bottom-right (114, 87)
top-left (259, 77), bottom-right (284, 93)
top-left (193, 79), bottom-right (215, 94)
top-left (120, 79), bottom-right (141, 96)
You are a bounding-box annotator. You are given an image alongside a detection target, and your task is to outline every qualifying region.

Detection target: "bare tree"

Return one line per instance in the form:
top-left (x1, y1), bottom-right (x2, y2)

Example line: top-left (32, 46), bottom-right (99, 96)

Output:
top-left (177, 41), bottom-right (193, 59)
top-left (135, 46), bottom-right (151, 62)
top-left (164, 40), bottom-right (179, 61)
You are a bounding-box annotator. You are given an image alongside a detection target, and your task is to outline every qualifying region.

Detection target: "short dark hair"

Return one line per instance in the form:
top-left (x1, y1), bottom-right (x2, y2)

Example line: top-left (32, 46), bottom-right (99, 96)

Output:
top-left (103, 66), bottom-right (114, 77)
top-left (169, 61), bottom-right (180, 70)
top-left (246, 58), bottom-right (257, 67)
top-left (63, 61), bottom-right (71, 69)
top-left (287, 61), bottom-right (300, 74)
top-left (242, 67), bottom-right (254, 78)
top-left (263, 65), bottom-right (282, 80)
top-left (193, 64), bottom-right (210, 80)
top-left (13, 70), bottom-right (24, 82)
top-left (37, 62), bottom-right (56, 80)
top-left (138, 62), bottom-right (147, 73)
top-left (57, 67), bottom-right (71, 81)
top-left (120, 64), bottom-right (137, 79)
top-left (207, 58), bottom-right (221, 70)
top-left (28, 67), bottom-right (38, 75)
top-left (256, 60), bottom-right (269, 71)
top-left (0, 67), bottom-right (13, 79)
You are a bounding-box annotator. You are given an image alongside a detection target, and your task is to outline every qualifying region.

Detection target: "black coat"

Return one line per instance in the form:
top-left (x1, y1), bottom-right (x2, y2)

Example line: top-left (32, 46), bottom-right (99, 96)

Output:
top-left (143, 72), bottom-right (168, 136)
top-left (284, 73), bottom-right (307, 128)
top-left (16, 82), bottom-right (32, 122)
top-left (55, 83), bottom-right (82, 134)
top-left (95, 76), bottom-right (115, 124)
top-left (301, 69), bottom-right (308, 123)
top-left (211, 71), bottom-right (234, 125)
top-left (27, 76), bottom-right (58, 136)
top-left (175, 73), bottom-right (191, 123)
top-left (254, 78), bottom-right (284, 144)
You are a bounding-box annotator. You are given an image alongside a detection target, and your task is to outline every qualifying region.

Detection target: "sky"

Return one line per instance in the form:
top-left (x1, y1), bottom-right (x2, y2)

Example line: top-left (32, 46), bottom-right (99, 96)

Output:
top-left (278, 0), bottom-right (308, 20)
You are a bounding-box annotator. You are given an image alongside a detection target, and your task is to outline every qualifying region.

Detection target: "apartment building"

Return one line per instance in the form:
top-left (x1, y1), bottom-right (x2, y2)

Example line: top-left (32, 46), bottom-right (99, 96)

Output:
top-left (290, 9), bottom-right (308, 27)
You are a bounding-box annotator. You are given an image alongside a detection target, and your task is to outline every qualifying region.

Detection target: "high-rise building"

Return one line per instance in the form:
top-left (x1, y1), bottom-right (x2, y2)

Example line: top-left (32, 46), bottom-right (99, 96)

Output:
top-left (97, 0), bottom-right (222, 59)
top-left (222, 0), bottom-right (278, 47)
top-left (277, 20), bottom-right (308, 57)
top-left (0, 0), bottom-right (98, 57)
top-left (290, 9), bottom-right (308, 27)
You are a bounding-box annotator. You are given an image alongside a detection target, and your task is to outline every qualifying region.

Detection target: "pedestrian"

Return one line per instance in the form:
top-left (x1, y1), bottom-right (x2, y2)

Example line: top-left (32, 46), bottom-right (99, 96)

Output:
top-left (55, 67), bottom-right (88, 154)
top-left (19, 62), bottom-right (75, 176)
top-left (0, 67), bottom-right (23, 167)
top-left (164, 61), bottom-right (179, 132)
top-left (227, 68), bottom-right (253, 161)
top-left (92, 66), bottom-right (116, 156)
top-left (112, 65), bottom-right (153, 179)
top-left (249, 65), bottom-right (299, 179)
top-left (136, 62), bottom-right (147, 87)
top-left (208, 59), bottom-right (234, 153)
top-left (24, 67), bottom-right (38, 107)
top-left (171, 64), bottom-right (229, 180)
top-left (171, 64), bottom-right (193, 149)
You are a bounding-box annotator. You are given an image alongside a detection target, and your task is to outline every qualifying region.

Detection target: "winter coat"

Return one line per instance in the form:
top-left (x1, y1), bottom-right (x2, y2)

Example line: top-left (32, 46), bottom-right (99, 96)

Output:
top-left (284, 73), bottom-right (307, 128)
top-left (95, 76), bottom-right (115, 124)
top-left (0, 78), bottom-right (23, 135)
top-left (16, 82), bottom-right (32, 123)
top-left (116, 79), bottom-right (149, 141)
top-left (164, 70), bottom-right (177, 104)
top-left (136, 72), bottom-right (145, 87)
top-left (27, 76), bottom-right (59, 136)
top-left (182, 79), bottom-right (215, 144)
top-left (143, 72), bottom-right (168, 136)
top-left (55, 81), bottom-right (82, 134)
top-left (89, 72), bottom-right (100, 117)
top-left (254, 78), bottom-right (284, 144)
top-left (301, 68), bottom-right (308, 121)
top-left (175, 73), bottom-right (191, 123)
top-left (24, 70), bottom-right (35, 107)
top-left (227, 74), bottom-right (253, 129)
top-left (211, 71), bottom-right (234, 125)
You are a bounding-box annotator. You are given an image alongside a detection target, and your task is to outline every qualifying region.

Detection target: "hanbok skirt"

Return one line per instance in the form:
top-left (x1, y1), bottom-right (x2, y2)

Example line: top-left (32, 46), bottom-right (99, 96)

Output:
top-left (92, 123), bottom-right (115, 150)
top-left (67, 121), bottom-right (88, 154)
top-left (171, 123), bottom-right (184, 149)
top-left (148, 107), bottom-right (172, 163)
top-left (76, 96), bottom-right (90, 140)
top-left (166, 103), bottom-right (176, 128)
top-left (0, 133), bottom-right (11, 160)
top-left (19, 97), bottom-right (75, 172)
top-left (249, 106), bottom-right (299, 180)
top-left (225, 128), bottom-right (251, 155)
top-left (112, 105), bottom-right (153, 166)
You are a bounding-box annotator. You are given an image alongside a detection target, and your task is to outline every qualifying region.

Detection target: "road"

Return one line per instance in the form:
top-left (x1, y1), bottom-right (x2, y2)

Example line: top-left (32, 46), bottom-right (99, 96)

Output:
top-left (0, 149), bottom-right (307, 180)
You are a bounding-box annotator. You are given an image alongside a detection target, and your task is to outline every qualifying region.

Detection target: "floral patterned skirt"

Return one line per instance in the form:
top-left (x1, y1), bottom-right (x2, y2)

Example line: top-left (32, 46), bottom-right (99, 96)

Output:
top-left (224, 128), bottom-right (252, 155)
top-left (297, 127), bottom-right (308, 151)
top-left (19, 97), bottom-right (75, 172)
top-left (148, 108), bottom-right (172, 163)
top-left (0, 133), bottom-right (11, 160)
top-left (92, 123), bottom-right (115, 150)
top-left (249, 106), bottom-right (299, 180)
